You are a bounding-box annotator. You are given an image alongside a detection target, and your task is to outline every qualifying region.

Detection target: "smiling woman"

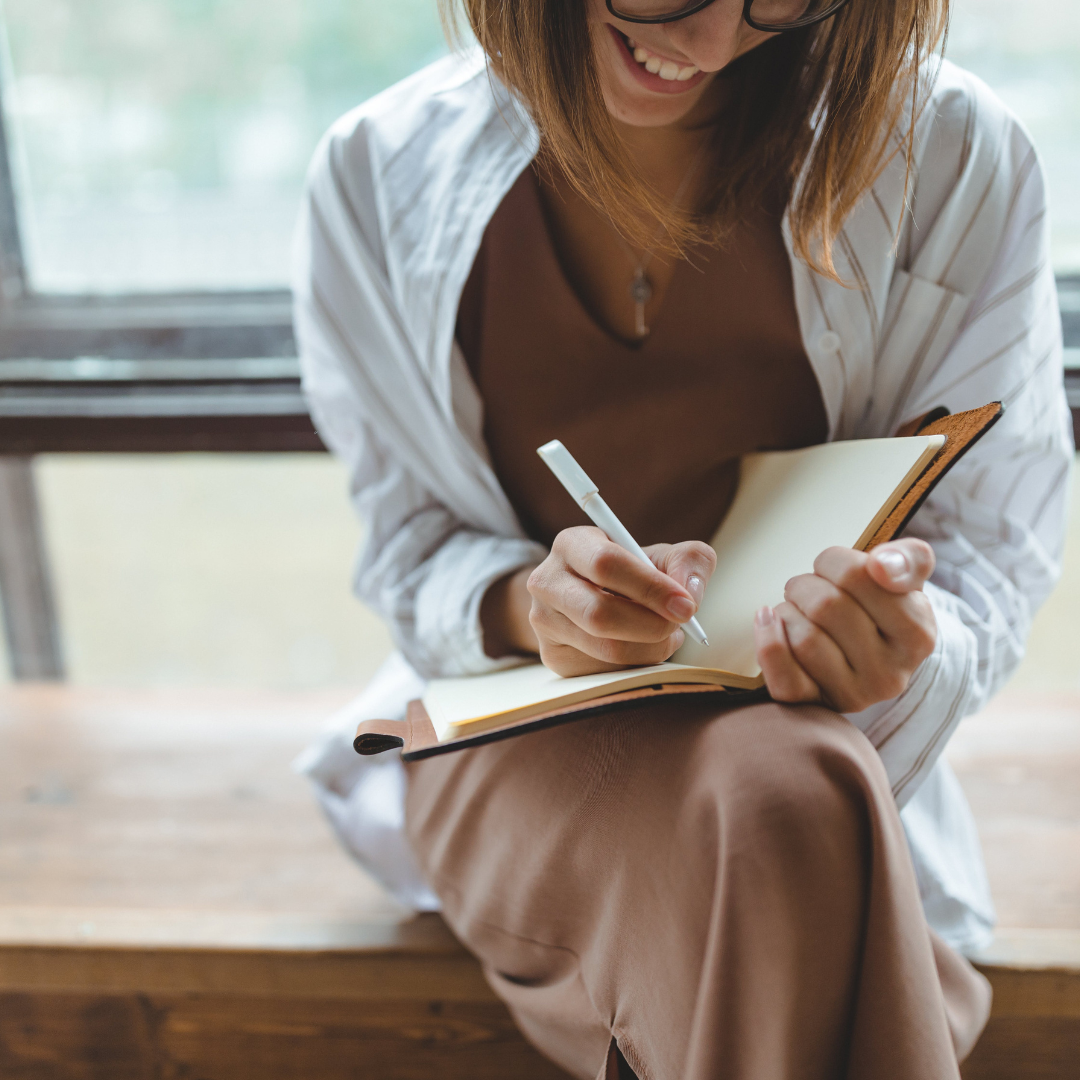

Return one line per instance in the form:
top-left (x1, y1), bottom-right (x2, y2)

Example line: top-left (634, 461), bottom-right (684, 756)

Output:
top-left (458, 0), bottom-right (945, 276)
top-left (291, 0), bottom-right (1071, 1076)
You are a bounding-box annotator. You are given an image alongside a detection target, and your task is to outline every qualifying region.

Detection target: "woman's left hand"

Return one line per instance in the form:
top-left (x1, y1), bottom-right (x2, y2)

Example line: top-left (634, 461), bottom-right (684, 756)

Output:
top-left (753, 538), bottom-right (938, 712)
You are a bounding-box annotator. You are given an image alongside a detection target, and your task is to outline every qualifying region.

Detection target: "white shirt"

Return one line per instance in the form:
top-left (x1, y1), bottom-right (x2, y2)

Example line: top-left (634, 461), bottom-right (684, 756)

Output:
top-left (291, 50), bottom-right (1073, 953)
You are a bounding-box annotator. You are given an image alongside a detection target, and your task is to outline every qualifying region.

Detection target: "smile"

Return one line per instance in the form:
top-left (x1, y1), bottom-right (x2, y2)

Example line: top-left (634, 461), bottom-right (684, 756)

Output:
top-left (625, 35), bottom-right (700, 81)
top-left (608, 26), bottom-right (707, 94)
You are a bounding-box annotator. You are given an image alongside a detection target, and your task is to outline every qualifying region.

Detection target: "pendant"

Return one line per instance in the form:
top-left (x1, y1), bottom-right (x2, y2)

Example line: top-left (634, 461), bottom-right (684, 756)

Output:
top-left (629, 268), bottom-right (653, 338)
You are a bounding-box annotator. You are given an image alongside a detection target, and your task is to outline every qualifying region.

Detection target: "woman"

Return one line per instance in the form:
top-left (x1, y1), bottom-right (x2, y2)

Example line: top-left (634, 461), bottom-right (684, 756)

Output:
top-left (293, 0), bottom-right (1072, 1075)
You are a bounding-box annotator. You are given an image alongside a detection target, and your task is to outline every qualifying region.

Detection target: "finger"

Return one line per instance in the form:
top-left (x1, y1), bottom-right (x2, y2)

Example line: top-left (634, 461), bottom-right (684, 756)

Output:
top-left (811, 546), bottom-right (939, 649)
top-left (772, 601), bottom-right (860, 711)
top-left (555, 528), bottom-right (697, 624)
top-left (754, 605), bottom-right (822, 704)
top-left (528, 563), bottom-right (677, 644)
top-left (865, 539), bottom-right (935, 594)
top-left (533, 604), bottom-right (684, 672)
top-left (783, 572), bottom-right (886, 673)
top-left (540, 637), bottom-right (683, 677)
top-left (649, 540), bottom-right (717, 608)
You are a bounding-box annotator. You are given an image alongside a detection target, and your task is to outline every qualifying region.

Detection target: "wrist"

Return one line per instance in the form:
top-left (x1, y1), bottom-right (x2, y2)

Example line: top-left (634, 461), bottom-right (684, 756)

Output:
top-left (480, 565), bottom-right (540, 659)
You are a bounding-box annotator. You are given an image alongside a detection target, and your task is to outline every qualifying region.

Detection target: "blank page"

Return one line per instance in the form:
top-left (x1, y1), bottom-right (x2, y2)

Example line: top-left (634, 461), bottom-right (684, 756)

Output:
top-left (673, 435), bottom-right (944, 678)
top-left (421, 656), bottom-right (734, 743)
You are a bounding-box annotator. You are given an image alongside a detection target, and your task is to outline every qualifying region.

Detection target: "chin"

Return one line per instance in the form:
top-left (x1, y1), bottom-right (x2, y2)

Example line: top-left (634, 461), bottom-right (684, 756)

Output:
top-left (603, 88), bottom-right (706, 127)
top-left (602, 79), bottom-right (713, 128)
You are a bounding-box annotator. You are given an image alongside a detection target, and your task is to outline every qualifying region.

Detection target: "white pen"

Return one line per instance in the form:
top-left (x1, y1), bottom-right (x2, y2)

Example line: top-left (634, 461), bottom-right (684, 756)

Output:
top-left (537, 439), bottom-right (709, 647)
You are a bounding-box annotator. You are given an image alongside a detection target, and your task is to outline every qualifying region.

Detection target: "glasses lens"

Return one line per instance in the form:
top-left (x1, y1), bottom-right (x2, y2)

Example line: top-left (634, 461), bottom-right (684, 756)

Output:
top-left (608, 0), bottom-right (708, 20)
top-left (747, 0), bottom-right (839, 29)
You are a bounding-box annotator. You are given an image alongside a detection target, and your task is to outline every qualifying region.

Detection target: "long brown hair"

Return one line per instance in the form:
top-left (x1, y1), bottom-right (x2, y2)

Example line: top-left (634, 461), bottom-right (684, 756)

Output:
top-left (441, 0), bottom-right (949, 279)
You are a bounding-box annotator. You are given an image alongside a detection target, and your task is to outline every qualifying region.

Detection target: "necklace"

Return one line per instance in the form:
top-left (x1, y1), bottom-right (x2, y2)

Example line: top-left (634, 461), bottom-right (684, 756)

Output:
top-left (613, 143), bottom-right (707, 339)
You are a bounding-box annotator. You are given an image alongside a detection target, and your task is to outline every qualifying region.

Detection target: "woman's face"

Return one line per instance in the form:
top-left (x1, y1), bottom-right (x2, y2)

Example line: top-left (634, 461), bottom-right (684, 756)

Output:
top-left (589, 0), bottom-right (775, 128)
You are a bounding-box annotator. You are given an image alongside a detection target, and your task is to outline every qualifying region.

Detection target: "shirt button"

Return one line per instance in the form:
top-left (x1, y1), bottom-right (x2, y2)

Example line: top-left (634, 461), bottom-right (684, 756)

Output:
top-left (818, 331), bottom-right (842, 354)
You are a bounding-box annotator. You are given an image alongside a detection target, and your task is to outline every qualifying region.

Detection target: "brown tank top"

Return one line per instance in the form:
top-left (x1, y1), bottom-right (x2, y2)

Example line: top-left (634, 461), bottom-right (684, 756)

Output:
top-left (456, 167), bottom-right (827, 549)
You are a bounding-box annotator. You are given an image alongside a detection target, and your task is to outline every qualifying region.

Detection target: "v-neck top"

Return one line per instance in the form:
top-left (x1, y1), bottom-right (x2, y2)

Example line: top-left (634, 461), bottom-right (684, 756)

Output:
top-left (456, 166), bottom-right (828, 549)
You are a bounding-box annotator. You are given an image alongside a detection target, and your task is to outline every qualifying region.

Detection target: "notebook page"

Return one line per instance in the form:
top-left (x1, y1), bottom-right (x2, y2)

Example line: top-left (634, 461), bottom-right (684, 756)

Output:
top-left (424, 662), bottom-right (679, 740)
top-left (673, 435), bottom-right (944, 679)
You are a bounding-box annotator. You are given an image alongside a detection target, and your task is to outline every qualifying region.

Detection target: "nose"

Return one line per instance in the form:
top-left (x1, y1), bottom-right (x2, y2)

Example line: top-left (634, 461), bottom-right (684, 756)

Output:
top-left (661, 0), bottom-right (755, 72)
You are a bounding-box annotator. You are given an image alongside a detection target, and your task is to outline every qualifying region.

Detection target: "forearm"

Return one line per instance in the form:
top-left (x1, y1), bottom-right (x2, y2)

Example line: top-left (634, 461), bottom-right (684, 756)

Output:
top-left (481, 565), bottom-right (541, 659)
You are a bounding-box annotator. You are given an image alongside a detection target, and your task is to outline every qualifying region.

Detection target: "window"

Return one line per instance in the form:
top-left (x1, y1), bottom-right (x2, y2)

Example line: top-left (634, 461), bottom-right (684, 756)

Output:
top-left (0, 1), bottom-right (1075, 690)
top-left (2, 0), bottom-right (448, 294)
top-left (2, 1), bottom-right (1077, 293)
top-left (948, 0), bottom-right (1080, 274)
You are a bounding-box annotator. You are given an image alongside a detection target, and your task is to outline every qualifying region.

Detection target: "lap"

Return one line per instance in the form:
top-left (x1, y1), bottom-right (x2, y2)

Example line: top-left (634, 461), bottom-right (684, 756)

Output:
top-left (405, 696), bottom-right (887, 892)
top-left (404, 695), bottom-right (889, 971)
top-left (403, 697), bottom-right (977, 1080)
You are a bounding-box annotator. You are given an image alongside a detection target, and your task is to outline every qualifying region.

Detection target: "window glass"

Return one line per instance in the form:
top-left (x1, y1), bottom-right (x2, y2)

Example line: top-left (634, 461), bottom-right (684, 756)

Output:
top-left (1, 0), bottom-right (449, 293)
top-left (2, 2), bottom-right (1077, 295)
top-left (945, 0), bottom-right (1079, 273)
top-left (0, 455), bottom-right (394, 690)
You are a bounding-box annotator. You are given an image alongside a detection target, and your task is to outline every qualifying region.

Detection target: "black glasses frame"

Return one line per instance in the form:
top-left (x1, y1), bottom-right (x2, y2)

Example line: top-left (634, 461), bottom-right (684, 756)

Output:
top-left (605, 0), bottom-right (851, 31)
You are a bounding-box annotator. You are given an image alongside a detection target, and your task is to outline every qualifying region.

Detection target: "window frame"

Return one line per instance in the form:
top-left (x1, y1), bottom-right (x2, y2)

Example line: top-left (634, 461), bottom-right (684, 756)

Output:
top-left (0, 67), bottom-right (315, 454)
top-left (0, 55), bottom-right (1074, 453)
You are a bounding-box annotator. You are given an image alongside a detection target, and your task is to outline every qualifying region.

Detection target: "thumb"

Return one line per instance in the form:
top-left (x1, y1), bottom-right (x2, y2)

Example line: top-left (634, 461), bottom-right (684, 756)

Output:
top-left (866, 539), bottom-right (935, 594)
top-left (653, 541), bottom-right (717, 609)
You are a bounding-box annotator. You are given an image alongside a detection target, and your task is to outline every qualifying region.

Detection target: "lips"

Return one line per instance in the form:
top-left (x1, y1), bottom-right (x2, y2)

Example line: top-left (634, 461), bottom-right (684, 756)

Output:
top-left (627, 37), bottom-right (700, 81)
top-left (607, 25), bottom-right (708, 94)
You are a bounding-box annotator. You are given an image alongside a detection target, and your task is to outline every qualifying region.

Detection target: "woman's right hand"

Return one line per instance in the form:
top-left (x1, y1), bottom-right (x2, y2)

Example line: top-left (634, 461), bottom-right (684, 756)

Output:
top-left (484, 526), bottom-right (716, 677)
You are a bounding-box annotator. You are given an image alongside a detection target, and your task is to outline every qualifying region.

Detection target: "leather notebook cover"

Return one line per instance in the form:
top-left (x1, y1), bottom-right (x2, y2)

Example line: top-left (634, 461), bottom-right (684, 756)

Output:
top-left (355, 684), bottom-right (746, 761)
top-left (354, 401), bottom-right (1003, 762)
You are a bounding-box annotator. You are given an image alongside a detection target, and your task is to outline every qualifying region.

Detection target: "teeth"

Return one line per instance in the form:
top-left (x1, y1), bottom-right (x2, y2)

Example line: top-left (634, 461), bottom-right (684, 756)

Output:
top-left (626, 38), bottom-right (699, 82)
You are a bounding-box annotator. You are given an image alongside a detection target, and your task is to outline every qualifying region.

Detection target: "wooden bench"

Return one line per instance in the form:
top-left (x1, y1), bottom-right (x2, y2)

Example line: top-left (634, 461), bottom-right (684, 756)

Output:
top-left (0, 685), bottom-right (1077, 1078)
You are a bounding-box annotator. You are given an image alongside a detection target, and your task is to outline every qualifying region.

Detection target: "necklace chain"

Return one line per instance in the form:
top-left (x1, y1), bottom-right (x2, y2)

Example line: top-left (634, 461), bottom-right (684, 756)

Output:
top-left (612, 142), bottom-right (707, 339)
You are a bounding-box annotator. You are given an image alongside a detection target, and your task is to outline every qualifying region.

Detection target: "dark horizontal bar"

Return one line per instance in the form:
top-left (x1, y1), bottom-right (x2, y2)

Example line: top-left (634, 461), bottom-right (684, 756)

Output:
top-left (0, 381), bottom-right (309, 419)
top-left (0, 291), bottom-right (294, 362)
top-left (0, 278), bottom-right (1073, 363)
top-left (0, 414), bottom-right (325, 454)
top-left (0, 280), bottom-right (1074, 455)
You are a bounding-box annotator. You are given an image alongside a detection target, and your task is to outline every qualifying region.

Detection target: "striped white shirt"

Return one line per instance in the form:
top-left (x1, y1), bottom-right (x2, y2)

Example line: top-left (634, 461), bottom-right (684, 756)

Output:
top-left (292, 50), bottom-right (1073, 951)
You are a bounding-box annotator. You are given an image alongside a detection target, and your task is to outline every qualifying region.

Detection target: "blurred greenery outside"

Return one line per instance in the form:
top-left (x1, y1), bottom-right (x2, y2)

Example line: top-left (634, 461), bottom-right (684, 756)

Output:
top-left (0, 0), bottom-right (1075, 692)
top-left (1, 0), bottom-right (1078, 290)
top-left (1, 0), bottom-right (453, 291)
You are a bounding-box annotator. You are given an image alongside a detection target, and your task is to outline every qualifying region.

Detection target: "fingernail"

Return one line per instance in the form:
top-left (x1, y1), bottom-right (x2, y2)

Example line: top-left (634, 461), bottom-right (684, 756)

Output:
top-left (686, 574), bottom-right (705, 606)
top-left (755, 605), bottom-right (774, 627)
top-left (876, 549), bottom-right (909, 581)
top-left (668, 595), bottom-right (695, 621)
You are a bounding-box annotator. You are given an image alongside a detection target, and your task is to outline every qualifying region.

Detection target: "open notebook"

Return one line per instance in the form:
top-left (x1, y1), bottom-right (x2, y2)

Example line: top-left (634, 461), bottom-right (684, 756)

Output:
top-left (354, 402), bottom-right (1002, 761)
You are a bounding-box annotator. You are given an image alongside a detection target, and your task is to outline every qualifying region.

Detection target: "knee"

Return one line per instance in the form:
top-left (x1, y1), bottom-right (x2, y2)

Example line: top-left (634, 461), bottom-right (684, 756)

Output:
top-left (689, 702), bottom-right (889, 842)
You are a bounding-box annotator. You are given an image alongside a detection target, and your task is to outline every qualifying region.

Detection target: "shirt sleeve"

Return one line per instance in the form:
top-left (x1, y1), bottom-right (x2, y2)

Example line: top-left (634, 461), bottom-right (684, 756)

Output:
top-left (847, 133), bottom-right (1073, 806)
top-left (293, 124), bottom-right (547, 679)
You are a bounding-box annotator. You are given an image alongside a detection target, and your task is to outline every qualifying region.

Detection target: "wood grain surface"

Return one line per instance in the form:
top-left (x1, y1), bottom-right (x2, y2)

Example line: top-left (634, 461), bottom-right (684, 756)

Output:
top-left (0, 684), bottom-right (1077, 1079)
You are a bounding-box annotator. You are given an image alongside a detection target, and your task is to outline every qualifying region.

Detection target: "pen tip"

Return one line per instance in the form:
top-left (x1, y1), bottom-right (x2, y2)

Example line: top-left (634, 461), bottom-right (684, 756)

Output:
top-left (701, 637), bottom-right (709, 646)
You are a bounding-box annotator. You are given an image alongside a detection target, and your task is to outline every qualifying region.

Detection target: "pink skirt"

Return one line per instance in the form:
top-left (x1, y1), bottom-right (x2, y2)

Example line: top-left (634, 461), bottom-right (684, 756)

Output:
top-left (405, 697), bottom-right (991, 1080)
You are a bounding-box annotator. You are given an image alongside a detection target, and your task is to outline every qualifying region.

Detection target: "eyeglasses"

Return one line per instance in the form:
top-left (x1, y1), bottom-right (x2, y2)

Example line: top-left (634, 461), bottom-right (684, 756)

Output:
top-left (605, 0), bottom-right (852, 31)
